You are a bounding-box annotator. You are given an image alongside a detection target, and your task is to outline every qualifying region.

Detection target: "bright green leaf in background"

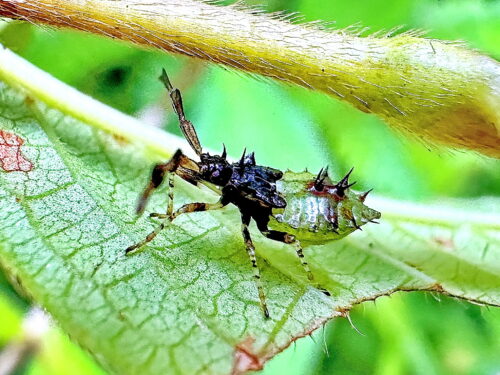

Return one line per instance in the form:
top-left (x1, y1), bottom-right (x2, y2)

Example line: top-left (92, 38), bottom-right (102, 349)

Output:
top-left (0, 0), bottom-right (499, 374)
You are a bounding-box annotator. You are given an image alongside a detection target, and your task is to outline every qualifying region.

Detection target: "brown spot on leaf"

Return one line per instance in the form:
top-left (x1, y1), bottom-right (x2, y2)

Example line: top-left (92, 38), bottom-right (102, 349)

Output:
top-left (111, 133), bottom-right (130, 146)
top-left (429, 283), bottom-right (445, 293)
top-left (432, 237), bottom-right (455, 250)
top-left (232, 337), bottom-right (262, 375)
top-left (336, 307), bottom-right (350, 317)
top-left (0, 130), bottom-right (33, 172)
top-left (24, 95), bottom-right (35, 106)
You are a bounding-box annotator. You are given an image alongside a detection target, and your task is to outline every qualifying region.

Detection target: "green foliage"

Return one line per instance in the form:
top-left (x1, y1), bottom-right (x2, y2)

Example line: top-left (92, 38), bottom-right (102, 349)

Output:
top-left (0, 0), bottom-right (499, 374)
top-left (0, 43), bottom-right (499, 375)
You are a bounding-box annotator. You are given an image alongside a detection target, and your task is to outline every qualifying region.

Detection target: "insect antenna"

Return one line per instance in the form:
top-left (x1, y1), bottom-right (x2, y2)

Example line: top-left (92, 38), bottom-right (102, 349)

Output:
top-left (159, 69), bottom-right (203, 156)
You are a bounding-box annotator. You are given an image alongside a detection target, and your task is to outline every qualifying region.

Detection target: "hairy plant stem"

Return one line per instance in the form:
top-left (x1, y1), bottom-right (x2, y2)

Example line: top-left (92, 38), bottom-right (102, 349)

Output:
top-left (0, 0), bottom-right (499, 157)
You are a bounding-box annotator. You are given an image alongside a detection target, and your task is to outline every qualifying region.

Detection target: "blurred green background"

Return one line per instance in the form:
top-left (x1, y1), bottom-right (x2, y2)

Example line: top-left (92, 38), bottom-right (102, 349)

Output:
top-left (0, 0), bottom-right (499, 374)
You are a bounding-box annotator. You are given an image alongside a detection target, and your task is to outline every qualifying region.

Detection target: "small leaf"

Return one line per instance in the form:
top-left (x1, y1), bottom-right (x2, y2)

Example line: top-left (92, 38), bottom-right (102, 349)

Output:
top-left (0, 47), bottom-right (499, 375)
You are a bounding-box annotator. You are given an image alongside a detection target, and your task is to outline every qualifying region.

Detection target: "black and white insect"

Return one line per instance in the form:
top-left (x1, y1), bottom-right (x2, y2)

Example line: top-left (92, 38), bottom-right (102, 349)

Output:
top-left (126, 70), bottom-right (381, 318)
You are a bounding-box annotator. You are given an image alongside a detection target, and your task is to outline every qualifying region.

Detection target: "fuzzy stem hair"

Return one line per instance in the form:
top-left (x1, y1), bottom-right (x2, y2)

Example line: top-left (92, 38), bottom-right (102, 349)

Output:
top-left (0, 0), bottom-right (499, 157)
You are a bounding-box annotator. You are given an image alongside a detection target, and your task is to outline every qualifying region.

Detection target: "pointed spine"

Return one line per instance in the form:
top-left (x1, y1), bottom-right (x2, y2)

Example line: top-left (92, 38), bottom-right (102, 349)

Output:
top-left (239, 148), bottom-right (246, 175)
top-left (351, 217), bottom-right (362, 230)
top-left (221, 143), bottom-right (227, 159)
top-left (335, 167), bottom-right (356, 196)
top-left (247, 152), bottom-right (256, 165)
top-left (359, 188), bottom-right (373, 202)
top-left (314, 166), bottom-right (329, 190)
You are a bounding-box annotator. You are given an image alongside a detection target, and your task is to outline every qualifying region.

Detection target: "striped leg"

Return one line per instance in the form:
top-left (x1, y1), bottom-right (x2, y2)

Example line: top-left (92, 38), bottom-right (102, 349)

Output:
top-left (260, 229), bottom-right (330, 296)
top-left (127, 199), bottom-right (227, 254)
top-left (260, 230), bottom-right (314, 281)
top-left (241, 214), bottom-right (270, 318)
top-left (125, 219), bottom-right (169, 254)
top-left (127, 149), bottom-right (201, 254)
top-left (135, 149), bottom-right (184, 215)
top-left (166, 172), bottom-right (175, 218)
top-left (146, 171), bottom-right (175, 220)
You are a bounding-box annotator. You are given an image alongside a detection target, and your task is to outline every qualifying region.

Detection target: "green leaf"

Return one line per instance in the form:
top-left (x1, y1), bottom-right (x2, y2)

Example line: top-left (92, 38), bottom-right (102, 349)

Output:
top-left (0, 47), bottom-right (499, 375)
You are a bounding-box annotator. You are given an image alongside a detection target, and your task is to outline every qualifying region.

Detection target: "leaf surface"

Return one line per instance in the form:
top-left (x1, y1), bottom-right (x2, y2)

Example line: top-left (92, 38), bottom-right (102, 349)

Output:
top-left (0, 47), bottom-right (499, 375)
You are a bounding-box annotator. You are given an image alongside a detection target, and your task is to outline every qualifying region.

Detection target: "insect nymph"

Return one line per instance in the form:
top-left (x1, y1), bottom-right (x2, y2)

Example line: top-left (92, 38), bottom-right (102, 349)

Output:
top-left (126, 70), bottom-right (381, 318)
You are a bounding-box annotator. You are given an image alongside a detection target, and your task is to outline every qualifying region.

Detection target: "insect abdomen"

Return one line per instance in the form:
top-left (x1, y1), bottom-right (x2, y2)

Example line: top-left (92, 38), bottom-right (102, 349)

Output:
top-left (271, 194), bottom-right (339, 241)
top-left (270, 171), bottom-right (380, 244)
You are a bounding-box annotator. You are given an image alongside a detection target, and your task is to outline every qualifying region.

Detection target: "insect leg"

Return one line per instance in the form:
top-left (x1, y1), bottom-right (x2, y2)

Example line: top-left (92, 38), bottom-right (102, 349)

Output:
top-left (169, 199), bottom-right (227, 221)
top-left (260, 230), bottom-right (314, 281)
top-left (148, 170), bottom-right (176, 219)
top-left (259, 229), bottom-right (331, 296)
top-left (126, 219), bottom-right (169, 254)
top-left (166, 172), bottom-right (175, 218)
top-left (240, 214), bottom-right (270, 318)
top-left (136, 149), bottom-right (185, 215)
top-left (127, 199), bottom-right (228, 254)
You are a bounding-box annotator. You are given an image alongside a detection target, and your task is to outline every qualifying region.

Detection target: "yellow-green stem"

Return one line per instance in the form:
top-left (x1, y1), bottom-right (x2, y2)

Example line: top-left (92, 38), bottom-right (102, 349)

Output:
top-left (0, 0), bottom-right (499, 157)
